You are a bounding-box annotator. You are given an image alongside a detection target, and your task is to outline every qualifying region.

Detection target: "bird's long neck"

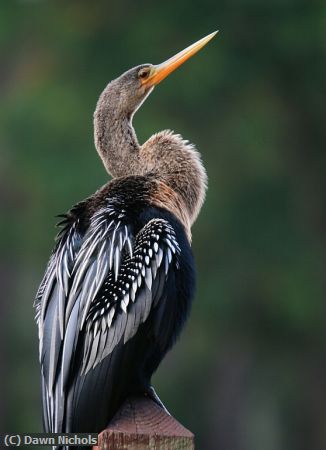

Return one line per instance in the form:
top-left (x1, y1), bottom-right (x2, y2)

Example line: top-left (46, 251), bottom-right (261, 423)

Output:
top-left (94, 85), bottom-right (206, 232)
top-left (94, 89), bottom-right (140, 178)
top-left (140, 131), bottom-right (207, 226)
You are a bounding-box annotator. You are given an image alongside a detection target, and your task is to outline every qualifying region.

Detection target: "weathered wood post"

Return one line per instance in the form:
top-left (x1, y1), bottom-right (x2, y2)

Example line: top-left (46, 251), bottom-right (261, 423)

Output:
top-left (93, 395), bottom-right (194, 450)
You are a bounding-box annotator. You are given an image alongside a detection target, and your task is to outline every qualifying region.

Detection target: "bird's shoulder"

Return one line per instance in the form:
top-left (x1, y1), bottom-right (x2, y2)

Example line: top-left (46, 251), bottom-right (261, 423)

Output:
top-left (56, 174), bottom-right (189, 242)
top-left (39, 175), bottom-right (190, 328)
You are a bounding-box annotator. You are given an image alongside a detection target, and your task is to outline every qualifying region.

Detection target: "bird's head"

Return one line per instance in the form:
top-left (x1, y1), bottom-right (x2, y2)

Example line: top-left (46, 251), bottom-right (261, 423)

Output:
top-left (106, 64), bottom-right (155, 116)
top-left (94, 31), bottom-right (217, 182)
top-left (102, 31), bottom-right (218, 117)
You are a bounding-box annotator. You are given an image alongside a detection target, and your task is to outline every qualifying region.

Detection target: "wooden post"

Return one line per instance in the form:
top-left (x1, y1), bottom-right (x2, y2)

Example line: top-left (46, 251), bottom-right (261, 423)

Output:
top-left (93, 395), bottom-right (194, 450)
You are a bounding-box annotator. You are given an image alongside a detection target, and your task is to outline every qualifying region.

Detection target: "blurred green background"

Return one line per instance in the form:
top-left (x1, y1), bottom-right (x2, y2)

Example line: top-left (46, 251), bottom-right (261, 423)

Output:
top-left (1, 1), bottom-right (325, 449)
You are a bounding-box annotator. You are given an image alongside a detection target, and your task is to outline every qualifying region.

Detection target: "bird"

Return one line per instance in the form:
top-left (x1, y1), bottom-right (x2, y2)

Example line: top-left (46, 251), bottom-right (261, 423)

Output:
top-left (34, 31), bottom-right (216, 447)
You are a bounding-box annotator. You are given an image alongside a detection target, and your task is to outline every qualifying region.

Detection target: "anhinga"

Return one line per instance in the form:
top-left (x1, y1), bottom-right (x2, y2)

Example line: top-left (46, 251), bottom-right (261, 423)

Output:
top-left (35, 31), bottom-right (216, 446)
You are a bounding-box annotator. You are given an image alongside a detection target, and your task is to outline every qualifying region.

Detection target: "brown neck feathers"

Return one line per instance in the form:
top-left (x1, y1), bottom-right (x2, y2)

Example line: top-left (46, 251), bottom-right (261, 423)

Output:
top-left (94, 86), bottom-right (141, 178)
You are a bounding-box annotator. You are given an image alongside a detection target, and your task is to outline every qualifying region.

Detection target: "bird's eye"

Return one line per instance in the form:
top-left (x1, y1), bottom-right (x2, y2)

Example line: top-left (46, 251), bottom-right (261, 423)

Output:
top-left (138, 68), bottom-right (150, 80)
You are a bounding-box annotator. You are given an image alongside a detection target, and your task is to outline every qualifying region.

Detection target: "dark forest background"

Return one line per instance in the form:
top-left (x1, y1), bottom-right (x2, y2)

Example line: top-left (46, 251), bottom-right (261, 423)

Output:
top-left (1, 1), bottom-right (325, 449)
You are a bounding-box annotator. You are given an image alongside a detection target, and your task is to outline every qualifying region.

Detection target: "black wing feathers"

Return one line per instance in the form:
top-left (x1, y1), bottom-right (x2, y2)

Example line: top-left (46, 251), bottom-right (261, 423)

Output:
top-left (36, 199), bottom-right (183, 435)
top-left (82, 218), bottom-right (180, 373)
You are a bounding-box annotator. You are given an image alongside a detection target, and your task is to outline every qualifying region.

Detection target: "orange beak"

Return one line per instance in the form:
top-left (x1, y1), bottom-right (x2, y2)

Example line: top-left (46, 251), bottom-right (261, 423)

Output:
top-left (142, 31), bottom-right (218, 87)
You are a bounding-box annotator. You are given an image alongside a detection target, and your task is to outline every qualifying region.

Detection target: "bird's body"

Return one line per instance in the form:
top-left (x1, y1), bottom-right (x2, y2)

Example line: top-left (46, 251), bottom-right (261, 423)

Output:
top-left (35, 32), bottom-right (215, 448)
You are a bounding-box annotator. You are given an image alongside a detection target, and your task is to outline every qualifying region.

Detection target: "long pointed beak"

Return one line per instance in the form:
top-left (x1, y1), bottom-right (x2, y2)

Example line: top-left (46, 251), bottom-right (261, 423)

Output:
top-left (143, 31), bottom-right (218, 87)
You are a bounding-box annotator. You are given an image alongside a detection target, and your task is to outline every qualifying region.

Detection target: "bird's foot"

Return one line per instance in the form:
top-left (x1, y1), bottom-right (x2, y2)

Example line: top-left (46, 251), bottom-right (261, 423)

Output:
top-left (144, 386), bottom-right (170, 415)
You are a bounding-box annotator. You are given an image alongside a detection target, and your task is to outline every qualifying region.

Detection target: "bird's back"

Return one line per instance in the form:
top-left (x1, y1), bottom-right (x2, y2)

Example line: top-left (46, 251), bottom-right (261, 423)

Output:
top-left (35, 174), bottom-right (195, 442)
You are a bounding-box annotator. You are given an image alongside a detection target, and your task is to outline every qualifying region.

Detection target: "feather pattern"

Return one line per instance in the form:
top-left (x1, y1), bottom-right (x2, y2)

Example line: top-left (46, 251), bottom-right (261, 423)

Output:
top-left (81, 218), bottom-right (180, 373)
top-left (35, 198), bottom-right (181, 436)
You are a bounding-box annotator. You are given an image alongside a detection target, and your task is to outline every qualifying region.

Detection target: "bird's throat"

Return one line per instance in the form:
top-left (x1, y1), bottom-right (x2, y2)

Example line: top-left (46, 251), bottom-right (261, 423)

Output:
top-left (94, 100), bottom-right (140, 178)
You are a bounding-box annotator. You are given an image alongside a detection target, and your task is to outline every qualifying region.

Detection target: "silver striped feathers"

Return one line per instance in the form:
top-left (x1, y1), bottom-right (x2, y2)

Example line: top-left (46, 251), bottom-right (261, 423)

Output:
top-left (82, 218), bottom-right (180, 374)
top-left (36, 206), bottom-right (131, 385)
top-left (35, 203), bottom-right (181, 431)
